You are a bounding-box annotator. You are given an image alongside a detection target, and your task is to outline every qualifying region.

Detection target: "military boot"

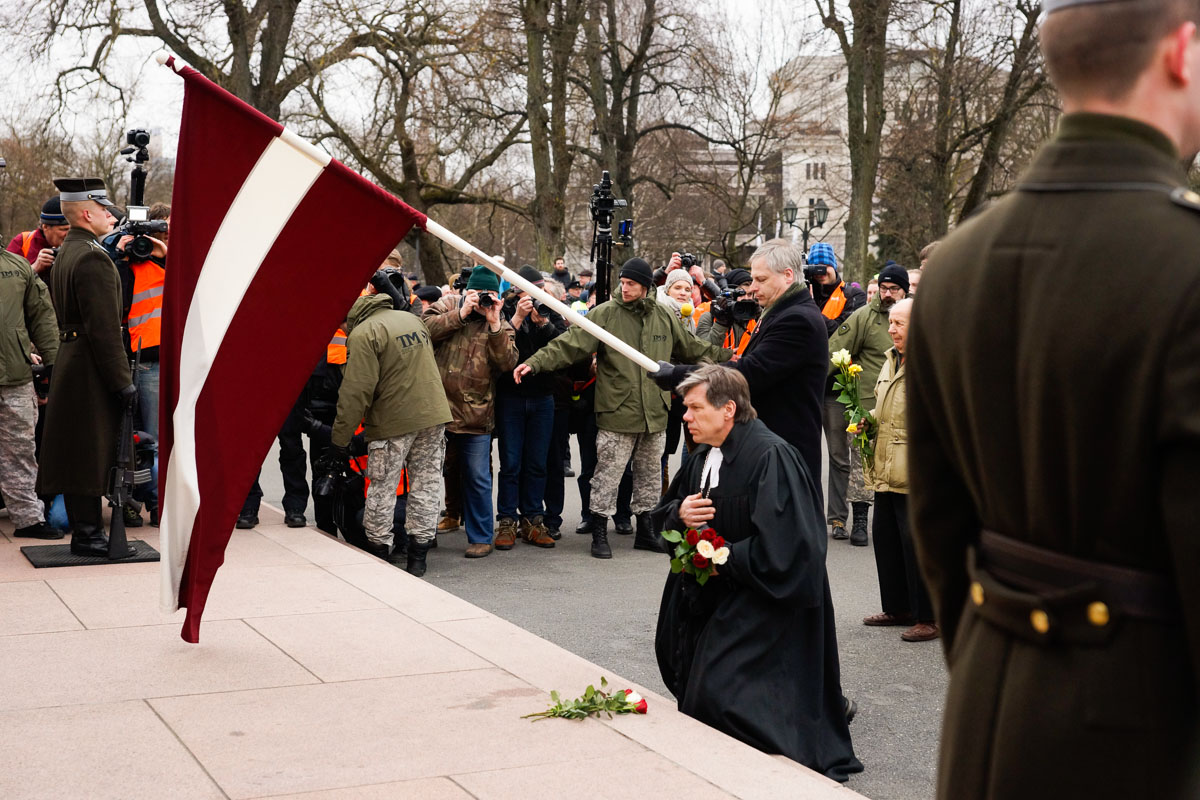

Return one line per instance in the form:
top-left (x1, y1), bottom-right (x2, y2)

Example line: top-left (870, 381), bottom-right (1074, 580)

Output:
top-left (589, 515), bottom-right (612, 559)
top-left (406, 535), bottom-right (431, 578)
top-left (850, 502), bottom-right (870, 547)
top-left (362, 540), bottom-right (390, 560)
top-left (633, 514), bottom-right (667, 553)
top-left (70, 522), bottom-right (110, 557)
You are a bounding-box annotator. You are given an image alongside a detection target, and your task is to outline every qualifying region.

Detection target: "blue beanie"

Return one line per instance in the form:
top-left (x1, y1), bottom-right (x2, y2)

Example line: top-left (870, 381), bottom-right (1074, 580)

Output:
top-left (807, 242), bottom-right (837, 270)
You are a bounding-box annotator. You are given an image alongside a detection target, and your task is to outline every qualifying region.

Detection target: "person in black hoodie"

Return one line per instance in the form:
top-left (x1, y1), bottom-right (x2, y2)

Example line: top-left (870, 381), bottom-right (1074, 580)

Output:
top-left (494, 265), bottom-right (569, 550)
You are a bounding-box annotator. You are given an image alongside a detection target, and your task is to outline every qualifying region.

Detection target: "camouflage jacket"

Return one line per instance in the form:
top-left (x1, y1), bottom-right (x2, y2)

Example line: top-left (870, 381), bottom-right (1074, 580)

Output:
top-left (423, 294), bottom-right (518, 434)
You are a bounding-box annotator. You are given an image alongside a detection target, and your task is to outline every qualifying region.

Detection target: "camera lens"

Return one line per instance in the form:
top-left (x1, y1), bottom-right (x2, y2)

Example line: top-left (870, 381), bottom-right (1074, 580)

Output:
top-left (128, 235), bottom-right (155, 260)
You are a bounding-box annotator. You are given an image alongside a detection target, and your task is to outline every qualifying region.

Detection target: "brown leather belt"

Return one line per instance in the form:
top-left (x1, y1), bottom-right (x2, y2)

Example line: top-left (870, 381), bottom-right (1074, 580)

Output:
top-left (978, 530), bottom-right (1177, 621)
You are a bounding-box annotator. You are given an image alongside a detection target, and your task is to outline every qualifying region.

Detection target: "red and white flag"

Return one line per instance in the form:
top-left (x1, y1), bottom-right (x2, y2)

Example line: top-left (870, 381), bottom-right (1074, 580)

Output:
top-left (156, 55), bottom-right (426, 642)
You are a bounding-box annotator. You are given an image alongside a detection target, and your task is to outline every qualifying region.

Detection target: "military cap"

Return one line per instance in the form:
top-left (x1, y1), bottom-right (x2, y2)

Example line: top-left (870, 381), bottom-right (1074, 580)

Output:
top-left (1044, 0), bottom-right (1132, 13)
top-left (53, 177), bottom-right (118, 209)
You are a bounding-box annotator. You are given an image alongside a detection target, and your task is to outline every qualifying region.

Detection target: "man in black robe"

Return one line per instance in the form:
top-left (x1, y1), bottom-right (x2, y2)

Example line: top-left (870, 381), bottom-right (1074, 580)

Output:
top-left (650, 365), bottom-right (862, 783)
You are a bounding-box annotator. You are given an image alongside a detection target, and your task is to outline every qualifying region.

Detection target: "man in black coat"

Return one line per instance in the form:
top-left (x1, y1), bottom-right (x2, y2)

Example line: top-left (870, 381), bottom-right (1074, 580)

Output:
top-left (652, 238), bottom-right (829, 482)
top-left (650, 365), bottom-right (861, 782)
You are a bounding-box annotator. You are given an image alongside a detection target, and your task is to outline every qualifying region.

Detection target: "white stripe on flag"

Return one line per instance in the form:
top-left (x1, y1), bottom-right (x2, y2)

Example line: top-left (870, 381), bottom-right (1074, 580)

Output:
top-left (160, 136), bottom-right (328, 612)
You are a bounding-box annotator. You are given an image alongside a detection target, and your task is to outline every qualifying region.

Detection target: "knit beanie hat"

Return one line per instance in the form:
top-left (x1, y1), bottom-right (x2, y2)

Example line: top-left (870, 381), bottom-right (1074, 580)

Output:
top-left (466, 265), bottom-right (501, 293)
top-left (664, 268), bottom-right (693, 289)
top-left (877, 262), bottom-right (910, 293)
top-left (807, 242), bottom-right (837, 270)
top-left (725, 268), bottom-right (752, 287)
top-left (619, 257), bottom-right (653, 289)
top-left (517, 264), bottom-right (544, 286)
top-left (40, 196), bottom-right (66, 224)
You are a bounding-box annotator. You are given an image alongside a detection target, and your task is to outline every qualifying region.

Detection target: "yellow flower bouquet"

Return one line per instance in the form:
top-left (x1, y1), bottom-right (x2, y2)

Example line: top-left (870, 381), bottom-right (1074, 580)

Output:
top-left (831, 349), bottom-right (875, 468)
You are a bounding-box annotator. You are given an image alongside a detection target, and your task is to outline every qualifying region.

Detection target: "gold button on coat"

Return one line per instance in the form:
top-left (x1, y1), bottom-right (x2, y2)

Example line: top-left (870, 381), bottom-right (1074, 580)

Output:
top-left (1087, 601), bottom-right (1110, 627)
top-left (970, 582), bottom-right (985, 606)
top-left (1030, 609), bottom-right (1050, 634)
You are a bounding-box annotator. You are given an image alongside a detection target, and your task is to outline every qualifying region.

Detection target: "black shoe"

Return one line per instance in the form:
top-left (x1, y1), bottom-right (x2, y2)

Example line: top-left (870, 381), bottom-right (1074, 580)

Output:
top-left (564, 466), bottom-right (575, 478)
top-left (850, 502), bottom-right (869, 547)
top-left (14, 522), bottom-right (64, 540)
top-left (123, 504), bottom-right (144, 528)
top-left (590, 516), bottom-right (612, 559)
top-left (149, 506), bottom-right (159, 527)
top-left (613, 519), bottom-right (634, 535)
top-left (844, 696), bottom-right (858, 724)
top-left (236, 514), bottom-right (258, 529)
top-left (575, 517), bottom-right (592, 535)
top-left (546, 526), bottom-right (561, 541)
top-left (406, 535), bottom-right (431, 577)
top-left (831, 521), bottom-right (849, 540)
top-left (70, 525), bottom-right (111, 557)
top-left (362, 540), bottom-right (389, 559)
top-left (285, 513), bottom-right (306, 528)
top-left (633, 514), bottom-right (667, 553)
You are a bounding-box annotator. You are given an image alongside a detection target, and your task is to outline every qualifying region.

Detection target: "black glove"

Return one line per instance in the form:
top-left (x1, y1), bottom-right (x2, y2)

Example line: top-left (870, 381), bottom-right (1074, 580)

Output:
top-left (649, 360), bottom-right (680, 392)
top-left (301, 409), bottom-right (323, 437)
top-left (117, 383), bottom-right (138, 409)
top-left (710, 296), bottom-right (734, 327)
top-left (322, 443), bottom-right (350, 464)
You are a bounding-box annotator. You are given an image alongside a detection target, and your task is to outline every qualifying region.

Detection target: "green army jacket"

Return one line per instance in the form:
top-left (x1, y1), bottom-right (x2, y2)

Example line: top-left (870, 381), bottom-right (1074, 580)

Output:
top-left (0, 250), bottom-right (57, 386)
top-left (524, 293), bottom-right (730, 434)
top-left (332, 294), bottom-right (452, 446)
top-left (828, 295), bottom-right (894, 405)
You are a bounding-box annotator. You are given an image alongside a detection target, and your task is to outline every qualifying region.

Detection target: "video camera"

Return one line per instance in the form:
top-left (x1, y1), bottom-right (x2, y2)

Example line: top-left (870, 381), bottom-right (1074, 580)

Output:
top-left (588, 170), bottom-right (632, 304)
top-left (714, 286), bottom-right (760, 325)
top-left (802, 260), bottom-right (833, 283)
top-left (117, 129), bottom-right (168, 261)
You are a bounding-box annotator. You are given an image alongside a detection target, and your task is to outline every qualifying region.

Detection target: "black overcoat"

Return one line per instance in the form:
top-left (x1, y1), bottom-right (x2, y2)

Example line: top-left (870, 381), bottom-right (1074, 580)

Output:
top-left (37, 227), bottom-right (130, 496)
top-left (909, 113), bottom-right (1200, 799)
top-left (728, 285), bottom-right (828, 482)
top-left (650, 419), bottom-right (862, 783)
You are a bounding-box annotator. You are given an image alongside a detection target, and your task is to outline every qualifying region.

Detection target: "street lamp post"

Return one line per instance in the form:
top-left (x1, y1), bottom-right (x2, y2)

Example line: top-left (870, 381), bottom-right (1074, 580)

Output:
top-left (782, 198), bottom-right (830, 252)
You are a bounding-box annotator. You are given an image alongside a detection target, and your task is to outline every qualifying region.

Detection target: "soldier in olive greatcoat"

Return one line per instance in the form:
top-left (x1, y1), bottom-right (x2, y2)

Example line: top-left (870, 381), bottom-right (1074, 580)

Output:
top-left (36, 177), bottom-right (137, 558)
top-left (908, 1), bottom-right (1200, 798)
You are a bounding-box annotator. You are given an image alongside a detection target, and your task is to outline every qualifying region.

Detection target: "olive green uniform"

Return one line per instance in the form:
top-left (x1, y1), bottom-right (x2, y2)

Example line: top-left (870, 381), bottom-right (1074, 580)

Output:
top-left (909, 113), bottom-right (1200, 799)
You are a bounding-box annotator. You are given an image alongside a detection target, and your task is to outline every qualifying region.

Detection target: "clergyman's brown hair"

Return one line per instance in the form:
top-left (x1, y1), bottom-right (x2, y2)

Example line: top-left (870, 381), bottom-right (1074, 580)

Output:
top-left (677, 364), bottom-right (757, 424)
top-left (1041, 0), bottom-right (1200, 102)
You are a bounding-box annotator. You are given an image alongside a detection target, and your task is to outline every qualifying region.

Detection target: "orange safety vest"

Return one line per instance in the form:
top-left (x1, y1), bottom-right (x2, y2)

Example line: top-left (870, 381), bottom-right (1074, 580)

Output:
top-left (725, 319), bottom-right (757, 360)
top-left (128, 259), bottom-right (165, 350)
top-left (327, 329), bottom-right (348, 365)
top-left (821, 283), bottom-right (847, 320)
top-left (20, 231), bottom-right (35, 260)
top-left (350, 423), bottom-right (409, 496)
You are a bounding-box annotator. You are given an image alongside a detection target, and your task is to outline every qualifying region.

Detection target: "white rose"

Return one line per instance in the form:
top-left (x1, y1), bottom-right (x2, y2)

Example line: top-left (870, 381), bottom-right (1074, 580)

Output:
top-left (624, 690), bottom-right (643, 704)
top-left (712, 546), bottom-right (730, 565)
top-left (831, 348), bottom-right (851, 367)
top-left (696, 539), bottom-right (715, 558)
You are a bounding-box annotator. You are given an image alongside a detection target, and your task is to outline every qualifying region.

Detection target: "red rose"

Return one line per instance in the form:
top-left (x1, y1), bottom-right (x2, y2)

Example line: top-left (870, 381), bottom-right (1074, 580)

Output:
top-left (634, 698), bottom-right (648, 714)
top-left (700, 528), bottom-right (716, 542)
top-left (692, 553), bottom-right (710, 569)
top-left (685, 529), bottom-right (700, 546)
top-left (713, 536), bottom-right (726, 549)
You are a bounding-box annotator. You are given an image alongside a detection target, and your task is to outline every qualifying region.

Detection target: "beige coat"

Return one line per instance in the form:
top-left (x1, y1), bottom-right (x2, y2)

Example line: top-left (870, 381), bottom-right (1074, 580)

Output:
top-left (868, 347), bottom-right (906, 493)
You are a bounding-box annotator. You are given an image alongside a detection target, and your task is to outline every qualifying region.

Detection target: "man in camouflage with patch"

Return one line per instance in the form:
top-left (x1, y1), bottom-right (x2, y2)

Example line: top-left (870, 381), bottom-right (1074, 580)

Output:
top-left (329, 269), bottom-right (452, 577)
top-left (515, 257), bottom-right (729, 559)
top-left (0, 243), bottom-right (60, 539)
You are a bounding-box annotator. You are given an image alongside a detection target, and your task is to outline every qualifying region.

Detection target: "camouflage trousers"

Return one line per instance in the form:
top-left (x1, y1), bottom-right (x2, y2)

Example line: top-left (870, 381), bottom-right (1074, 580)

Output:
top-left (364, 424), bottom-right (446, 546)
top-left (0, 383), bottom-right (42, 528)
top-left (591, 429), bottom-right (666, 518)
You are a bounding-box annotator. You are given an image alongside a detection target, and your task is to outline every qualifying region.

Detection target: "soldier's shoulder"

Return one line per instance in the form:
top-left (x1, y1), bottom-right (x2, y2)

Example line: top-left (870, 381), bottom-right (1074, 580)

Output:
top-left (0, 249), bottom-right (31, 275)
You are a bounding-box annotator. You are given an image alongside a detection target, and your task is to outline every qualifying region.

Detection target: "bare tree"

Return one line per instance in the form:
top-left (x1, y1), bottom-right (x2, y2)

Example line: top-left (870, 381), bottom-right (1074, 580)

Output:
top-left (816, 0), bottom-right (892, 282)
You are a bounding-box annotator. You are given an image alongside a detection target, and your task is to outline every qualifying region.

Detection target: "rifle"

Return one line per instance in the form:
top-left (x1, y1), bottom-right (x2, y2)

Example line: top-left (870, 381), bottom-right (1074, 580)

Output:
top-left (105, 344), bottom-right (150, 559)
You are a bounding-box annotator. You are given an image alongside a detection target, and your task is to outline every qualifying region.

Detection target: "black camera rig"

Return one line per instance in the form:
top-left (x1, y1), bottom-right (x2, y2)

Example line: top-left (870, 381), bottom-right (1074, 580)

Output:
top-left (117, 129), bottom-right (168, 261)
top-left (588, 170), bottom-right (632, 304)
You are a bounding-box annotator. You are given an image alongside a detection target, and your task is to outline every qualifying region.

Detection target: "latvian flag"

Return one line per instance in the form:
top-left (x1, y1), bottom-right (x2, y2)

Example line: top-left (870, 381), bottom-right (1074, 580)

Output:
top-left (156, 54), bottom-right (426, 643)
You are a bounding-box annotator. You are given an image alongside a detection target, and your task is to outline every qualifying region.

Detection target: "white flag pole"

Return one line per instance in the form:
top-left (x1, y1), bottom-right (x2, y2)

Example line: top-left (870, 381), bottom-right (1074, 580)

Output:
top-left (424, 219), bottom-right (660, 373)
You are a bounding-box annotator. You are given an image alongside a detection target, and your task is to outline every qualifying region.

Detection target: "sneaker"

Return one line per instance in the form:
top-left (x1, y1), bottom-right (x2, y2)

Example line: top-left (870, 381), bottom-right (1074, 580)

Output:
top-left (495, 518), bottom-right (518, 550)
top-left (13, 522), bottom-right (64, 540)
top-left (464, 542), bottom-right (493, 558)
top-left (437, 515), bottom-right (461, 533)
top-left (123, 504), bottom-right (144, 528)
top-left (521, 516), bottom-right (556, 548)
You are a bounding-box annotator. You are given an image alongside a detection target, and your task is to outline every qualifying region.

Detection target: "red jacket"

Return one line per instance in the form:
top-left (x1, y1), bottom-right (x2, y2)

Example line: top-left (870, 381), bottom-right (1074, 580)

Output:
top-left (6, 228), bottom-right (50, 265)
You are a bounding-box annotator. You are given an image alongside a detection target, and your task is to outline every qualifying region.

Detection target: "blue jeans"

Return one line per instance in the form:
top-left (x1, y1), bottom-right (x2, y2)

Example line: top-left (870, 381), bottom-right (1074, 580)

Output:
top-left (448, 432), bottom-right (493, 544)
top-left (134, 361), bottom-right (159, 510)
top-left (496, 393), bottom-right (554, 521)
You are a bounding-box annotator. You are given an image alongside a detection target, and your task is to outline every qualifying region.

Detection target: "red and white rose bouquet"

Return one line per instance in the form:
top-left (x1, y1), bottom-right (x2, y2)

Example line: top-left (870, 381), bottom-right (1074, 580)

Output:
top-left (661, 527), bottom-right (730, 586)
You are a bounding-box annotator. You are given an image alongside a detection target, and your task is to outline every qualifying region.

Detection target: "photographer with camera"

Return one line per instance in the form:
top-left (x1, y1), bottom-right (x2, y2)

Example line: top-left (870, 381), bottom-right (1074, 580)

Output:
top-left (696, 268), bottom-right (758, 357)
top-left (424, 265), bottom-right (518, 559)
top-left (36, 176), bottom-right (136, 558)
top-left (6, 196), bottom-right (72, 290)
top-left (492, 265), bottom-right (569, 551)
top-left (806, 243), bottom-right (865, 335)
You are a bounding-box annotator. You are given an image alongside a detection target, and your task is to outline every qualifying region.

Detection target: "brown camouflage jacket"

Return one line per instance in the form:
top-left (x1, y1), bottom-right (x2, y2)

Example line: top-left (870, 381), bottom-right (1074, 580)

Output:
top-left (423, 294), bottom-right (518, 434)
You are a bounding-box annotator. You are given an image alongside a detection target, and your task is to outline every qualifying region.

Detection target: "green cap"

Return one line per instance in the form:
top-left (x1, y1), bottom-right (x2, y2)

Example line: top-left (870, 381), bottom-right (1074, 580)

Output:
top-left (466, 265), bottom-right (500, 294)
